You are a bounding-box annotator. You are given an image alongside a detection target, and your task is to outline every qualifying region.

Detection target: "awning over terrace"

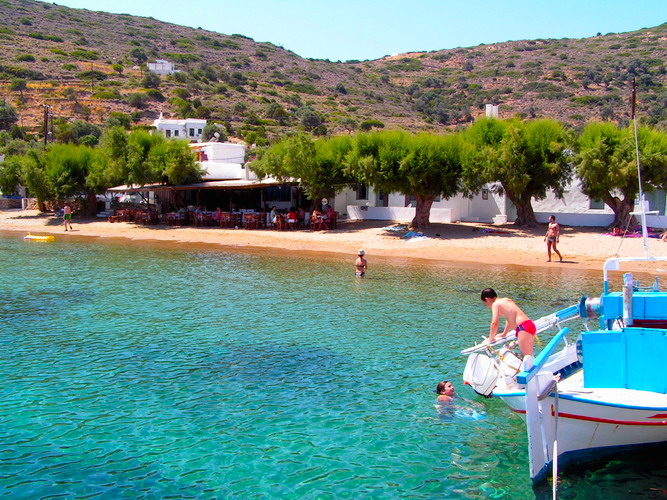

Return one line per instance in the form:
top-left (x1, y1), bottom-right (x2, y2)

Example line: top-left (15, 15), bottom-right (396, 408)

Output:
top-left (107, 178), bottom-right (298, 192)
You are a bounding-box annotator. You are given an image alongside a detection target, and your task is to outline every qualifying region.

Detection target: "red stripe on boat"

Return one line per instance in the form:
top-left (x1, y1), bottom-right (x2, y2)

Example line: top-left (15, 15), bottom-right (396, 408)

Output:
top-left (511, 408), bottom-right (667, 425)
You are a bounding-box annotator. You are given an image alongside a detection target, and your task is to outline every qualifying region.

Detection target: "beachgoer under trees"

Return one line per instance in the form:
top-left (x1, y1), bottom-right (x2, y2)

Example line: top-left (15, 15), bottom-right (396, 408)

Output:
top-left (355, 249), bottom-right (367, 277)
top-left (481, 288), bottom-right (536, 358)
top-left (435, 380), bottom-right (456, 402)
top-left (270, 206), bottom-right (278, 224)
top-left (544, 215), bottom-right (563, 262)
top-left (63, 202), bottom-right (73, 231)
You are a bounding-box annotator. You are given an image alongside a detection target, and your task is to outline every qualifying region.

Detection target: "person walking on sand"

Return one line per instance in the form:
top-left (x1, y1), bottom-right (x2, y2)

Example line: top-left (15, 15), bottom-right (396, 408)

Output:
top-left (544, 215), bottom-right (562, 262)
top-left (355, 249), bottom-right (367, 277)
top-left (63, 202), bottom-right (73, 231)
top-left (481, 288), bottom-right (536, 359)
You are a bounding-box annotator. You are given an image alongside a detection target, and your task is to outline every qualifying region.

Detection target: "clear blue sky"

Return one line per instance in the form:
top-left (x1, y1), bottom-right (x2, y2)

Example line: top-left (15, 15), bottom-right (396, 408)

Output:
top-left (37, 0), bottom-right (667, 61)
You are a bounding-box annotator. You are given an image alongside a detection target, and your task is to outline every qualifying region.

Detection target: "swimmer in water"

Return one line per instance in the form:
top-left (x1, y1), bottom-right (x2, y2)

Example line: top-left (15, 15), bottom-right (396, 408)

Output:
top-left (355, 249), bottom-right (367, 277)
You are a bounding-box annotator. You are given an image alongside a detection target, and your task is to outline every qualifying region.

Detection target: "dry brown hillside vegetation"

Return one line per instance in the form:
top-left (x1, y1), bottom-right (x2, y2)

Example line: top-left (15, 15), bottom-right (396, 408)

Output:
top-left (0, 0), bottom-right (666, 143)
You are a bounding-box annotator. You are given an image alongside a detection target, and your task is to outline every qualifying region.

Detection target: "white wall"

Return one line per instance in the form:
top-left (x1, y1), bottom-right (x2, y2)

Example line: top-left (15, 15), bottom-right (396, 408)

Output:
top-left (347, 205), bottom-right (457, 223)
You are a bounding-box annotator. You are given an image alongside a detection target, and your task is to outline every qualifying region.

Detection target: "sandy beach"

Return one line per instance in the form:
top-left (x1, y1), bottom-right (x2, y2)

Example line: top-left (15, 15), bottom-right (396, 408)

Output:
top-left (3, 209), bottom-right (667, 272)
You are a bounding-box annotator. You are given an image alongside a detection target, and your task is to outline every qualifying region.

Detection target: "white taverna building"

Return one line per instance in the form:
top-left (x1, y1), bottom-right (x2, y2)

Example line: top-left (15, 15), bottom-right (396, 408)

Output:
top-left (189, 142), bottom-right (252, 180)
top-left (147, 59), bottom-right (178, 76)
top-left (153, 114), bottom-right (207, 142)
top-left (334, 182), bottom-right (667, 228)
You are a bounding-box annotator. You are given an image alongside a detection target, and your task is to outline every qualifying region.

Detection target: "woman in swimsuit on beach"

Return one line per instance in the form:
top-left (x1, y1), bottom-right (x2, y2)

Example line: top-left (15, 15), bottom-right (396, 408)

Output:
top-left (544, 215), bottom-right (562, 262)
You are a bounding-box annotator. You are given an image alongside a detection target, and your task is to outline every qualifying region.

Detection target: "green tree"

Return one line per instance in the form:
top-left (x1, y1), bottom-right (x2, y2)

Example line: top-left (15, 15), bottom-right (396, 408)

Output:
top-left (296, 107), bottom-right (323, 132)
top-left (112, 63), bottom-right (123, 75)
top-left (0, 155), bottom-right (22, 195)
top-left (0, 100), bottom-right (19, 130)
top-left (265, 102), bottom-right (290, 125)
top-left (464, 118), bottom-right (572, 226)
top-left (202, 122), bottom-right (227, 142)
top-left (20, 149), bottom-right (52, 212)
top-left (575, 122), bottom-right (667, 229)
top-left (9, 78), bottom-right (27, 100)
top-left (360, 119), bottom-right (385, 131)
top-left (129, 48), bottom-right (148, 66)
top-left (126, 92), bottom-right (149, 109)
top-left (142, 72), bottom-right (161, 89)
top-left (148, 140), bottom-right (202, 185)
top-left (251, 133), bottom-right (354, 206)
top-left (43, 143), bottom-right (101, 212)
top-left (346, 130), bottom-right (464, 228)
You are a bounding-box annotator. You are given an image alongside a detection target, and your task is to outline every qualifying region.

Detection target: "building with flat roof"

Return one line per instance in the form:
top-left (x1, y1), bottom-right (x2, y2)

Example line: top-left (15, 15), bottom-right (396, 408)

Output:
top-left (147, 59), bottom-right (178, 76)
top-left (153, 114), bottom-right (207, 142)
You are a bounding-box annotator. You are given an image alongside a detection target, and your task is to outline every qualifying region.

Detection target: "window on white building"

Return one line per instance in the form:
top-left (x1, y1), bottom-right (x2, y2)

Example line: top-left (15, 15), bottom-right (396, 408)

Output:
top-left (355, 183), bottom-right (368, 200)
top-left (197, 129), bottom-right (202, 135)
top-left (189, 128), bottom-right (195, 137)
top-left (174, 130), bottom-right (179, 137)
top-left (376, 191), bottom-right (388, 207)
top-left (589, 197), bottom-right (605, 210)
top-left (165, 130), bottom-right (171, 138)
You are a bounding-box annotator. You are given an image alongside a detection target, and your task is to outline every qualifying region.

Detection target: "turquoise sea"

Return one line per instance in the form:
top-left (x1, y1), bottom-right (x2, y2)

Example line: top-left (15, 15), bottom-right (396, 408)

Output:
top-left (1, 232), bottom-right (666, 499)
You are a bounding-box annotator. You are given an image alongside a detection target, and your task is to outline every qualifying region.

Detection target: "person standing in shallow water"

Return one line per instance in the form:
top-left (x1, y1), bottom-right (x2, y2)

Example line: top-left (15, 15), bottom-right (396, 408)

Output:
top-left (544, 215), bottom-right (563, 262)
top-left (355, 249), bottom-right (367, 277)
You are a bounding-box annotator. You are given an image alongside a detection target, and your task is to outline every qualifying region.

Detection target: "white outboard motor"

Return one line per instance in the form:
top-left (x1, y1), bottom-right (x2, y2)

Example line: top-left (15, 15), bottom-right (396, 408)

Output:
top-left (463, 353), bottom-right (499, 397)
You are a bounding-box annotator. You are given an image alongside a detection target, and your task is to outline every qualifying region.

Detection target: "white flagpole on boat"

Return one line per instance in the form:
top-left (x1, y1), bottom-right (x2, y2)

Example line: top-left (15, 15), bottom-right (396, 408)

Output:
top-left (631, 77), bottom-right (650, 258)
top-left (552, 380), bottom-right (559, 500)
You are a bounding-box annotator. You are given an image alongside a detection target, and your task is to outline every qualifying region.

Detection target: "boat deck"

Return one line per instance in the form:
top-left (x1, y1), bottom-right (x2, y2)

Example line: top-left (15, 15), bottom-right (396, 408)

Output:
top-left (558, 370), bottom-right (667, 409)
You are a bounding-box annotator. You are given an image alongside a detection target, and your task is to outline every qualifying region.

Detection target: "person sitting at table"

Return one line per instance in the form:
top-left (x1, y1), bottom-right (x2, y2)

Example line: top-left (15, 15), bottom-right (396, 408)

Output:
top-left (270, 206), bottom-right (279, 224)
top-left (325, 204), bottom-right (336, 222)
top-left (297, 206), bottom-right (305, 223)
top-left (287, 207), bottom-right (298, 223)
top-left (213, 207), bottom-right (222, 222)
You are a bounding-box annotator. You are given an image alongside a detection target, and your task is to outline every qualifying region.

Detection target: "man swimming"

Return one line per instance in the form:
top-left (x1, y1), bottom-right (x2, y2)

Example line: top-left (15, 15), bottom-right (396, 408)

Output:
top-left (480, 288), bottom-right (536, 357)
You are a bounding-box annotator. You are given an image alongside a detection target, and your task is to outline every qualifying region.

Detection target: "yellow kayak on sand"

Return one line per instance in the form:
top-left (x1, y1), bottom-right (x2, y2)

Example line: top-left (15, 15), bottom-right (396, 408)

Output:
top-left (24, 234), bottom-right (56, 241)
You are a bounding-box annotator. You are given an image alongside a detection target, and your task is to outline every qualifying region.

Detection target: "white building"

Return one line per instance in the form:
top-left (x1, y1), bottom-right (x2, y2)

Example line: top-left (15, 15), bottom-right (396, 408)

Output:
top-left (335, 182), bottom-right (667, 228)
top-left (153, 114), bottom-right (207, 142)
top-left (189, 142), bottom-right (252, 180)
top-left (147, 59), bottom-right (178, 76)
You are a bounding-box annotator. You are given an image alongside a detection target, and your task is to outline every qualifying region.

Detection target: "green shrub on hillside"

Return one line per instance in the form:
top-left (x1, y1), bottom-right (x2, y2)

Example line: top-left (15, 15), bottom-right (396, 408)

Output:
top-left (16, 54), bottom-right (35, 62)
top-left (92, 89), bottom-right (122, 100)
top-left (285, 83), bottom-right (320, 95)
top-left (70, 49), bottom-right (99, 60)
top-left (29, 32), bottom-right (63, 42)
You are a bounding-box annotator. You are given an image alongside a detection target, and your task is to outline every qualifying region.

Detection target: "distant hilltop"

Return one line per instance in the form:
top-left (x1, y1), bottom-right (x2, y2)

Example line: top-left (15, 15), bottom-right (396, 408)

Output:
top-left (0, 0), bottom-right (665, 141)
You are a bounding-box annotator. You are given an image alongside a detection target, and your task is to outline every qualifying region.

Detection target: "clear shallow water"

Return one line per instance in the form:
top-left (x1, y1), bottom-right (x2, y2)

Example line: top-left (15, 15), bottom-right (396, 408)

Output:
top-left (1, 233), bottom-right (666, 499)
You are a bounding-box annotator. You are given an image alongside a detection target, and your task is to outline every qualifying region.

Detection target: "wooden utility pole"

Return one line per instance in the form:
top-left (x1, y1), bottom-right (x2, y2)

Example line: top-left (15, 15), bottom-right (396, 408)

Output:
top-left (43, 104), bottom-right (48, 146)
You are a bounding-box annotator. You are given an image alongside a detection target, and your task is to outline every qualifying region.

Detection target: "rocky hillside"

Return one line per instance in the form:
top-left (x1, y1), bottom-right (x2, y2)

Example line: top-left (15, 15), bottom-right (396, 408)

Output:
top-left (0, 0), bottom-right (665, 141)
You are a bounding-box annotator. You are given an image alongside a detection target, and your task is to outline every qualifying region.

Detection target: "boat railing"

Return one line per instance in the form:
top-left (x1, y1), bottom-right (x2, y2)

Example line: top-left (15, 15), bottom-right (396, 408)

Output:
top-left (516, 327), bottom-right (570, 385)
top-left (461, 301), bottom-right (583, 355)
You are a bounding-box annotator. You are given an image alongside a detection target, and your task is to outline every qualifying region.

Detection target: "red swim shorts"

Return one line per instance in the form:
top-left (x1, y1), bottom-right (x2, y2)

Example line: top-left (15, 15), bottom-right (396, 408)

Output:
top-left (517, 319), bottom-right (537, 335)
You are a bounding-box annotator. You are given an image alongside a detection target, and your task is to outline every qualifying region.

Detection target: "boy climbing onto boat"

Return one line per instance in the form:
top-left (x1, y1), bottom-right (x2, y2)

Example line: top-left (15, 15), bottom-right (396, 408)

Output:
top-left (481, 288), bottom-right (535, 358)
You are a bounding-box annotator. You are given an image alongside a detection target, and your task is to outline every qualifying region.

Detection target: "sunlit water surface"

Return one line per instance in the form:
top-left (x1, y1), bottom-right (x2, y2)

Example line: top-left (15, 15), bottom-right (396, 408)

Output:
top-left (1, 233), bottom-right (666, 499)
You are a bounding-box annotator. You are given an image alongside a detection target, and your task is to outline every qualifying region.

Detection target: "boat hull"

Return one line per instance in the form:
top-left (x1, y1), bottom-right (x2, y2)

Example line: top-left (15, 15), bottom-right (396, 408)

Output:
top-left (497, 389), bottom-right (667, 483)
